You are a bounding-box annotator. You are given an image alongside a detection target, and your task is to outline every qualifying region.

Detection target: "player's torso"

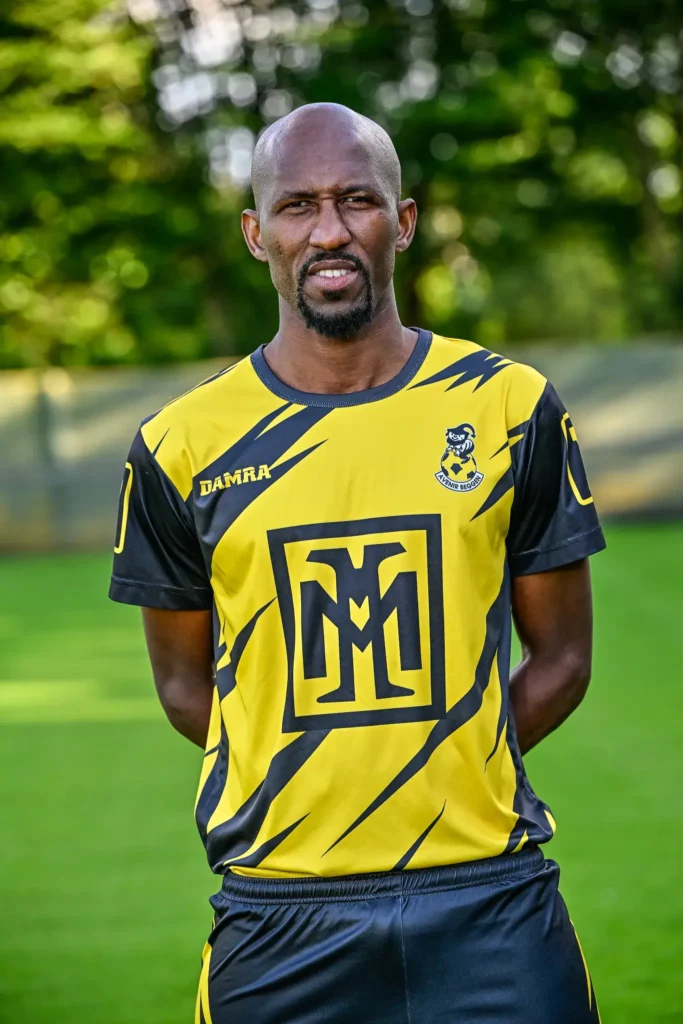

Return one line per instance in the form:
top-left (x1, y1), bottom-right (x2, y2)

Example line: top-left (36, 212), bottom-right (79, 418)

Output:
top-left (147, 332), bottom-right (552, 876)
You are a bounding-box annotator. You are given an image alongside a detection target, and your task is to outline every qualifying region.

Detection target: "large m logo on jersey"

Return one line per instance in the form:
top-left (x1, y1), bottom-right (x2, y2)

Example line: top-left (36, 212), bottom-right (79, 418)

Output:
top-left (302, 542), bottom-right (421, 703)
top-left (269, 516), bottom-right (446, 730)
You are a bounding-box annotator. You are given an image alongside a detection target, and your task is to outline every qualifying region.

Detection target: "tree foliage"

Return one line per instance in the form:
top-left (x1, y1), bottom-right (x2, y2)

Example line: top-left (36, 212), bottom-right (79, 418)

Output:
top-left (1, 0), bottom-right (682, 367)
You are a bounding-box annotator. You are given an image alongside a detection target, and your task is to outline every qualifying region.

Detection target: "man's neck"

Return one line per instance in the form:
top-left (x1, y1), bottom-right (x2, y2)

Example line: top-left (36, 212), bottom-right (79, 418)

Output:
top-left (263, 296), bottom-right (418, 396)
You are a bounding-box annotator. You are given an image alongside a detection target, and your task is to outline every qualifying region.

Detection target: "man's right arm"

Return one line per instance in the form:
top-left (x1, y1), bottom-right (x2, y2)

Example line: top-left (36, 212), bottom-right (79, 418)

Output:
top-left (141, 608), bottom-right (214, 748)
top-left (109, 424), bottom-right (216, 747)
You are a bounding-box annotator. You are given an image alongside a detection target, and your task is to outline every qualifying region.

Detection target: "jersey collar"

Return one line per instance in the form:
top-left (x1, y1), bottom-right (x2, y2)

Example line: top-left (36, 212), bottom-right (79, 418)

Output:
top-left (250, 328), bottom-right (432, 408)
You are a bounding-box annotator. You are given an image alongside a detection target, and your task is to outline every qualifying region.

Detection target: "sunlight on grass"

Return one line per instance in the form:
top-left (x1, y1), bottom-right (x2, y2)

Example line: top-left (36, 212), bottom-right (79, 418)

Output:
top-left (0, 679), bottom-right (158, 722)
top-left (0, 531), bottom-right (681, 1023)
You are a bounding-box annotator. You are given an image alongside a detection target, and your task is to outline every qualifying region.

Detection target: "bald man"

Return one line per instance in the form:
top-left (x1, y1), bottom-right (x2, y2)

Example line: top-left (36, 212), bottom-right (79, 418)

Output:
top-left (110, 103), bottom-right (605, 1022)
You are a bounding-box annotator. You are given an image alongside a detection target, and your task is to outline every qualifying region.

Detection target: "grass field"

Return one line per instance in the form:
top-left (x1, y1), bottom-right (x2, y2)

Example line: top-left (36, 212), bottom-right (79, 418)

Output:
top-left (0, 524), bottom-right (681, 1023)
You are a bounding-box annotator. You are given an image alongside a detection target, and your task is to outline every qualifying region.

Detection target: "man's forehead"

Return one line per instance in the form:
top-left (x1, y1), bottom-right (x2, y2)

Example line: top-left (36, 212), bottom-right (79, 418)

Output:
top-left (270, 155), bottom-right (384, 197)
top-left (251, 105), bottom-right (402, 207)
top-left (264, 134), bottom-right (390, 200)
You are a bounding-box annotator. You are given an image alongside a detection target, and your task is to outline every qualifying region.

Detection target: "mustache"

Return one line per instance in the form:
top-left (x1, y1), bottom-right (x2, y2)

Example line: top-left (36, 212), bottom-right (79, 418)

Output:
top-left (297, 251), bottom-right (370, 287)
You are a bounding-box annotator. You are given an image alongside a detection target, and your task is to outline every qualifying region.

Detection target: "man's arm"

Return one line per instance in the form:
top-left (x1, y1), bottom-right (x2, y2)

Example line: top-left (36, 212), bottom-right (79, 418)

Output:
top-left (510, 558), bottom-right (593, 755)
top-left (141, 608), bottom-right (214, 748)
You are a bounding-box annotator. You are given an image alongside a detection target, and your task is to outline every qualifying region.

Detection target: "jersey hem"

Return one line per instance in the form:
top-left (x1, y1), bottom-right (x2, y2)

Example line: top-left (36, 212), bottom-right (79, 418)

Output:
top-left (109, 575), bottom-right (213, 610)
top-left (509, 525), bottom-right (606, 576)
top-left (216, 848), bottom-right (545, 901)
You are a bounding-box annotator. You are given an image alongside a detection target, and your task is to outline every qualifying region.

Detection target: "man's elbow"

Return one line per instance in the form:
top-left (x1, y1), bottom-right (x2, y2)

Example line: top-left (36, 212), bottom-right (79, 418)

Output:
top-left (563, 649), bottom-right (592, 707)
top-left (154, 673), bottom-right (212, 747)
top-left (156, 674), bottom-right (202, 726)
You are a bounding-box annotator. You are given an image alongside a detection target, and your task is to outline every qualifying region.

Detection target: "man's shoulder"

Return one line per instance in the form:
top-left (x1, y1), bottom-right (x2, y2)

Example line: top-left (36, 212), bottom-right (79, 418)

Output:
top-left (146, 355), bottom-right (254, 425)
top-left (421, 333), bottom-right (547, 408)
top-left (133, 353), bottom-right (277, 499)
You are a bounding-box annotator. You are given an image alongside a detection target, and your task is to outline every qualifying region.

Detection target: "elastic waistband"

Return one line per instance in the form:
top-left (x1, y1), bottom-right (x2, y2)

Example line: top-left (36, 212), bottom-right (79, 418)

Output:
top-left (219, 848), bottom-right (544, 904)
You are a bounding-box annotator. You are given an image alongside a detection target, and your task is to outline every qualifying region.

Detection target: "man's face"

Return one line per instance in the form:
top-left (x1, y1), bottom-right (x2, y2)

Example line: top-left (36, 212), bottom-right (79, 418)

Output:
top-left (243, 125), bottom-right (414, 339)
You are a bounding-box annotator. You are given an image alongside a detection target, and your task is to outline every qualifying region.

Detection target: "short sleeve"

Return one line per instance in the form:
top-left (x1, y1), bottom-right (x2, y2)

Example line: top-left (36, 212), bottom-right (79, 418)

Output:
top-left (507, 381), bottom-right (606, 576)
top-left (109, 429), bottom-right (212, 610)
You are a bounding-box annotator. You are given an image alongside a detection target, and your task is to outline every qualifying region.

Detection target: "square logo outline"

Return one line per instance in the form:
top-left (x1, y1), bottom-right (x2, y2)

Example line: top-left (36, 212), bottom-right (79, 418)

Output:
top-left (268, 514), bottom-right (446, 732)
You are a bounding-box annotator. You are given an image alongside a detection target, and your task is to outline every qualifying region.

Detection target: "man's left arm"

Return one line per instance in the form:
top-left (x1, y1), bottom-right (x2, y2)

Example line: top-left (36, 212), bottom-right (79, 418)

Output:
top-left (510, 559), bottom-right (593, 755)
top-left (505, 378), bottom-right (606, 753)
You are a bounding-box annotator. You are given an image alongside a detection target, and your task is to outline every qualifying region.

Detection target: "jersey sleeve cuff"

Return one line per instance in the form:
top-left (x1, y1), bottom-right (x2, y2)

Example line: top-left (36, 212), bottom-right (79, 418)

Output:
top-left (509, 525), bottom-right (606, 577)
top-left (109, 575), bottom-right (213, 611)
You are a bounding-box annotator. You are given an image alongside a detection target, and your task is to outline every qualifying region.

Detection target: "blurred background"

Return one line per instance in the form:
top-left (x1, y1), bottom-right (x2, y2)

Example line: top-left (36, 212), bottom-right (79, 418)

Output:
top-left (0, 0), bottom-right (681, 1022)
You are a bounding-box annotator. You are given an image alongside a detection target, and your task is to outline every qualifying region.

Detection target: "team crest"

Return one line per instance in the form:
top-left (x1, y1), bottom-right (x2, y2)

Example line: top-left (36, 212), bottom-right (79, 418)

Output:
top-left (435, 423), bottom-right (484, 493)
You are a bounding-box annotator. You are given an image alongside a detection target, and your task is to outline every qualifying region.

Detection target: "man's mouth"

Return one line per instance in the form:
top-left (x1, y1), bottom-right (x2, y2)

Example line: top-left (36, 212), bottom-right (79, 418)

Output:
top-left (313, 268), bottom-right (354, 279)
top-left (305, 259), bottom-right (362, 293)
top-left (297, 253), bottom-right (374, 336)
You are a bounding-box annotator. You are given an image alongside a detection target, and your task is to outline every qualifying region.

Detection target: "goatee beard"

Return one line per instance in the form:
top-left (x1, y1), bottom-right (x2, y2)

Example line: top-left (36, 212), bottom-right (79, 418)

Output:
top-left (296, 253), bottom-right (374, 340)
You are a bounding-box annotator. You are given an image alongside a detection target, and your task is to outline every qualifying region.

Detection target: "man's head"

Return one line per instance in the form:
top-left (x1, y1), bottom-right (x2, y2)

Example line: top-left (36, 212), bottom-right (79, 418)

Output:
top-left (242, 103), bottom-right (417, 340)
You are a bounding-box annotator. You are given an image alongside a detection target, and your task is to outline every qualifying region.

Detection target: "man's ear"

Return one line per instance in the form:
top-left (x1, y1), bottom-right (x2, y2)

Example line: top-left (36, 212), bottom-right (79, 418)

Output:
top-left (241, 209), bottom-right (269, 262)
top-left (395, 198), bottom-right (417, 253)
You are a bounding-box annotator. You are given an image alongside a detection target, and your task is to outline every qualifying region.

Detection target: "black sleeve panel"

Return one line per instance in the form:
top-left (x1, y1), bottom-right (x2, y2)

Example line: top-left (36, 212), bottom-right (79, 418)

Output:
top-left (109, 429), bottom-right (212, 610)
top-left (507, 382), bottom-right (606, 576)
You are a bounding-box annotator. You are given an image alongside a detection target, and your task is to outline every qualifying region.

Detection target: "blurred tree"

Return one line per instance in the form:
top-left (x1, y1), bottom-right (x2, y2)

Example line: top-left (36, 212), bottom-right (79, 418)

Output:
top-left (0, 0), bottom-right (247, 367)
top-left (1, 0), bottom-right (682, 366)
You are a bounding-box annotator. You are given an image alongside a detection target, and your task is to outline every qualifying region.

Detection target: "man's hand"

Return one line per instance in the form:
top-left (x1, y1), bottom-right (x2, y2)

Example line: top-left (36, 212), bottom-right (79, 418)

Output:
top-left (510, 558), bottom-right (593, 755)
top-left (141, 608), bottom-right (214, 747)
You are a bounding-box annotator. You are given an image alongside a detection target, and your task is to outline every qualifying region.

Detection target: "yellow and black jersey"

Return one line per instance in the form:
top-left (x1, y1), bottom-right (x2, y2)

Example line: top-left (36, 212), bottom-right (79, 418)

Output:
top-left (110, 330), bottom-right (605, 879)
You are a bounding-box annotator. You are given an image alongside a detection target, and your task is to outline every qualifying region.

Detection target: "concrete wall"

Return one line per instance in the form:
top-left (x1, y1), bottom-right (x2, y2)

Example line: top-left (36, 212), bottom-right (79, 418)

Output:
top-left (1, 344), bottom-right (681, 551)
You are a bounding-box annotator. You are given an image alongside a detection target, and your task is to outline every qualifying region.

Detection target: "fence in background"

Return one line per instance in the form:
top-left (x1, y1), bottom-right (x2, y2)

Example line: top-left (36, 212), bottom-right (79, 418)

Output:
top-left (1, 343), bottom-right (682, 551)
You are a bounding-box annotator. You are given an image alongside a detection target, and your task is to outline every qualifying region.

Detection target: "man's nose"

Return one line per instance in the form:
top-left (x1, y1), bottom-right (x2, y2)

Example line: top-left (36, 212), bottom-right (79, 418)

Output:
top-left (308, 200), bottom-right (353, 250)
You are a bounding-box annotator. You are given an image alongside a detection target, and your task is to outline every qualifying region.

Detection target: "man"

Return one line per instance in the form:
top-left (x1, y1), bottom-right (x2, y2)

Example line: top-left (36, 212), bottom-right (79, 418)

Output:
top-left (110, 103), bottom-right (605, 1023)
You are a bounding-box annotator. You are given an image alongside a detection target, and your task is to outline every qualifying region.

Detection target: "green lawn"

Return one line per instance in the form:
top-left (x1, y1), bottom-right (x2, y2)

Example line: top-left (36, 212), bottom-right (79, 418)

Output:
top-left (0, 525), bottom-right (681, 1023)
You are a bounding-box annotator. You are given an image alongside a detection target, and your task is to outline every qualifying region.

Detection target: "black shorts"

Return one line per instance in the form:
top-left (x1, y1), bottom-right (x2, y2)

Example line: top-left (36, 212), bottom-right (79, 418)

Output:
top-left (196, 848), bottom-right (599, 1024)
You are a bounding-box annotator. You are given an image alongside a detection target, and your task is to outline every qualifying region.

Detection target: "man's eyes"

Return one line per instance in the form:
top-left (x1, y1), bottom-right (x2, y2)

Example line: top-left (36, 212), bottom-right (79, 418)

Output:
top-left (281, 196), bottom-right (373, 211)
